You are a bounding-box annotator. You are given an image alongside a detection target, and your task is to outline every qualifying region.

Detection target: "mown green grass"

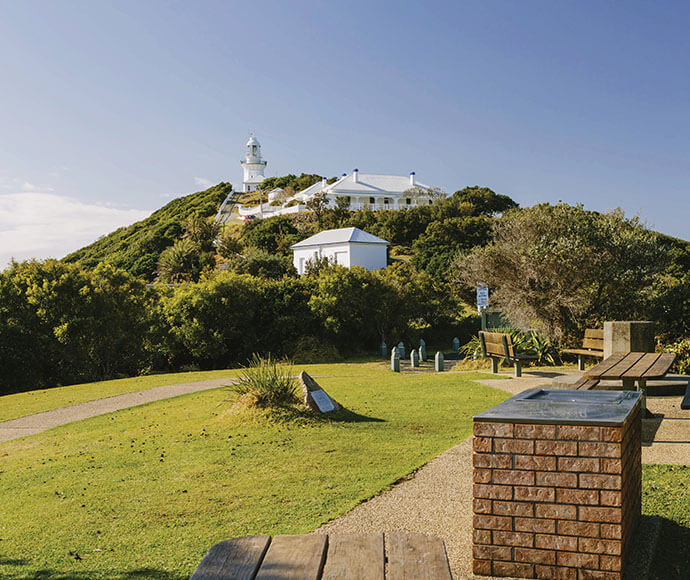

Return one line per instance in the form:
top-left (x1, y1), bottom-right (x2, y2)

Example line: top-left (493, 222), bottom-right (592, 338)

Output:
top-left (0, 370), bottom-right (242, 423)
top-left (642, 464), bottom-right (690, 579)
top-left (0, 368), bottom-right (507, 579)
top-left (0, 361), bottom-right (395, 423)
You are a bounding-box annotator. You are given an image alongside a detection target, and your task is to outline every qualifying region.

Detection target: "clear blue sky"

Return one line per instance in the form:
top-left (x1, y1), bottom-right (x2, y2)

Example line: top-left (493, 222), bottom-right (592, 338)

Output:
top-left (1, 0), bottom-right (689, 264)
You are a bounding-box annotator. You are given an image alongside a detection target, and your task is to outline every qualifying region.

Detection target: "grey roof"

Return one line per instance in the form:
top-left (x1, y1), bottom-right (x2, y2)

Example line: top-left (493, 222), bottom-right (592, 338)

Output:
top-left (290, 227), bottom-right (390, 249)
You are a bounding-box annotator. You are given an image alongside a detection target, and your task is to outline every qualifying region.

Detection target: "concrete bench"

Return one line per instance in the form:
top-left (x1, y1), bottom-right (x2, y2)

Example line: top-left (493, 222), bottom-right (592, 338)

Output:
top-left (190, 532), bottom-right (453, 580)
top-left (562, 328), bottom-right (604, 370)
top-left (478, 331), bottom-right (537, 377)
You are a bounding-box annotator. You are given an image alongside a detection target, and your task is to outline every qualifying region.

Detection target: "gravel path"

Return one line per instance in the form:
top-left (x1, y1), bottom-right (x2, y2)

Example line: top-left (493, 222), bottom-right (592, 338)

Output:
top-left (0, 378), bottom-right (235, 442)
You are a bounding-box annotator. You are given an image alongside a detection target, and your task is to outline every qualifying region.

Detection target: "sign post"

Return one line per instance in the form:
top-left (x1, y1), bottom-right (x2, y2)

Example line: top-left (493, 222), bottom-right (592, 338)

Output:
top-left (476, 284), bottom-right (489, 315)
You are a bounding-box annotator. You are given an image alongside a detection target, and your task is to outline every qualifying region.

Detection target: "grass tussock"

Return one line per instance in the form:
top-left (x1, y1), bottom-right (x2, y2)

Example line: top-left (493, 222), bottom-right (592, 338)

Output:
top-left (231, 355), bottom-right (299, 408)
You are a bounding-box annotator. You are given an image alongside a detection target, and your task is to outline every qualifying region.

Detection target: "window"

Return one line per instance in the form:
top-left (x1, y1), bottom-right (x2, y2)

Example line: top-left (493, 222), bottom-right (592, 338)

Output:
top-left (369, 197), bottom-right (375, 204)
top-left (406, 198), bottom-right (411, 205)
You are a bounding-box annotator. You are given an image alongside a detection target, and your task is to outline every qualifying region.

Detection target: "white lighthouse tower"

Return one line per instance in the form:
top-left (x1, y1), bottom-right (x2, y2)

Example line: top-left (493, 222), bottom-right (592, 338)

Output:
top-left (240, 134), bottom-right (267, 192)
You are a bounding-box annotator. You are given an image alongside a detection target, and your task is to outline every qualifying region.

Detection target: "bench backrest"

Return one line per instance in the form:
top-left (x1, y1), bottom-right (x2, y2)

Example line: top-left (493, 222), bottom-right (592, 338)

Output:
top-left (583, 328), bottom-right (604, 352)
top-left (479, 331), bottom-right (514, 362)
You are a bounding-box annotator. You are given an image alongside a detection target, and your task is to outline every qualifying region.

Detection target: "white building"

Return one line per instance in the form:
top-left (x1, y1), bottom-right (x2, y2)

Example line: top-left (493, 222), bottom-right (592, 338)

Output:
top-left (240, 134), bottom-right (267, 192)
top-left (290, 227), bottom-right (389, 275)
top-left (238, 168), bottom-right (442, 219)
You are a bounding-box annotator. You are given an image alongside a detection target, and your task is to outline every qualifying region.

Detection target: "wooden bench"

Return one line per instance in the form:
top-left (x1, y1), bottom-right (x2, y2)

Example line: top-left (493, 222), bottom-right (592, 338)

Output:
top-left (562, 329), bottom-right (604, 370)
top-left (190, 532), bottom-right (452, 580)
top-left (478, 331), bottom-right (537, 377)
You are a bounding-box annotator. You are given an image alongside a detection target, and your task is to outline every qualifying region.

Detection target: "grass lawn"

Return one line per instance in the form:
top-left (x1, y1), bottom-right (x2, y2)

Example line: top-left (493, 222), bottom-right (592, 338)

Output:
top-left (642, 464), bottom-right (690, 579)
top-left (0, 360), bottom-right (395, 423)
top-left (0, 366), bottom-right (508, 579)
top-left (0, 370), bottom-right (241, 423)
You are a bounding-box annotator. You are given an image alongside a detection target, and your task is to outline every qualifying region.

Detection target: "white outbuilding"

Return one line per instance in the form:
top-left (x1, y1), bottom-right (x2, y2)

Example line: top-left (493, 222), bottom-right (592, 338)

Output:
top-left (290, 227), bottom-right (389, 275)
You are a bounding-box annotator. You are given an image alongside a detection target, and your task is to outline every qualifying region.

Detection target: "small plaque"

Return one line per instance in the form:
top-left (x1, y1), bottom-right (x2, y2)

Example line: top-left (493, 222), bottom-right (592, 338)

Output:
top-left (310, 389), bottom-right (335, 413)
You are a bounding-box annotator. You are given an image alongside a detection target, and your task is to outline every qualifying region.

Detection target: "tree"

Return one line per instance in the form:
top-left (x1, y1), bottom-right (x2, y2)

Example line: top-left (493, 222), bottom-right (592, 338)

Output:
top-left (225, 248), bottom-right (296, 279)
top-left (242, 216), bottom-right (300, 254)
top-left (449, 186), bottom-right (518, 217)
top-left (411, 216), bottom-right (492, 281)
top-left (156, 238), bottom-right (200, 282)
top-left (306, 192), bottom-right (330, 227)
top-left (307, 263), bottom-right (443, 350)
top-left (158, 272), bottom-right (315, 368)
top-left (183, 214), bottom-right (221, 252)
top-left (453, 203), bottom-right (669, 342)
top-left (0, 260), bottom-right (152, 392)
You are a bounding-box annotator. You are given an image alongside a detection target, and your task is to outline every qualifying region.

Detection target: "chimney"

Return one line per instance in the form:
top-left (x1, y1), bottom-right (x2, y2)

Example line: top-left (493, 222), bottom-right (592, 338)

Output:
top-left (410, 171), bottom-right (416, 186)
top-left (353, 168), bottom-right (359, 183)
top-left (321, 177), bottom-right (327, 190)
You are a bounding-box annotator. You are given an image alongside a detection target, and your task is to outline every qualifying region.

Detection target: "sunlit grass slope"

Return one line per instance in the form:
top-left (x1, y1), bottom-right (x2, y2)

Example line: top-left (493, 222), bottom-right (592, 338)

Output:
top-left (0, 368), bottom-right (507, 579)
top-left (0, 361), bottom-right (395, 423)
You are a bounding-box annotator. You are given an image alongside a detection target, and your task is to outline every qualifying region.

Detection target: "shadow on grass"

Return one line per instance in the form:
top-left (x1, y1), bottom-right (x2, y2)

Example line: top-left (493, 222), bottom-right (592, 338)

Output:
top-left (280, 405), bottom-right (385, 424)
top-left (328, 407), bottom-right (385, 423)
top-left (232, 402), bottom-right (385, 425)
top-left (649, 518), bottom-right (690, 580)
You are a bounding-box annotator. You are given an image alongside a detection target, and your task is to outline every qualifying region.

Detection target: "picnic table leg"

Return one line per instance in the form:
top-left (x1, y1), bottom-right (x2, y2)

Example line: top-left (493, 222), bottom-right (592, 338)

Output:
top-left (621, 379), bottom-right (635, 390)
top-left (637, 379), bottom-right (653, 418)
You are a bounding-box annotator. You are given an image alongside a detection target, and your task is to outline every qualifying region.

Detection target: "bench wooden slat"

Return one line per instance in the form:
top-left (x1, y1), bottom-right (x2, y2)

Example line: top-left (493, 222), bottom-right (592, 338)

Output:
top-left (582, 337), bottom-right (604, 350)
top-left (584, 352), bottom-right (628, 378)
top-left (255, 535), bottom-right (327, 580)
top-left (321, 533), bottom-right (384, 580)
top-left (191, 536), bottom-right (271, 580)
top-left (584, 328), bottom-right (604, 340)
top-left (514, 353), bottom-right (538, 360)
top-left (640, 353), bottom-right (676, 379)
top-left (562, 348), bottom-right (604, 358)
top-left (386, 532), bottom-right (452, 580)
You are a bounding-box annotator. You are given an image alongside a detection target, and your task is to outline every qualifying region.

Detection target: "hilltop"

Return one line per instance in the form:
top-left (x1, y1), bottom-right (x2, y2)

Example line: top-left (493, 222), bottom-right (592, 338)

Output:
top-left (63, 182), bottom-right (231, 280)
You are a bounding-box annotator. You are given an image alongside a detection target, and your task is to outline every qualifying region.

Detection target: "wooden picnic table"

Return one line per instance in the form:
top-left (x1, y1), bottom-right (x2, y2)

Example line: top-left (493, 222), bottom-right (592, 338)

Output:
top-left (582, 352), bottom-right (676, 390)
top-left (190, 532), bottom-right (453, 580)
top-left (581, 352), bottom-right (676, 416)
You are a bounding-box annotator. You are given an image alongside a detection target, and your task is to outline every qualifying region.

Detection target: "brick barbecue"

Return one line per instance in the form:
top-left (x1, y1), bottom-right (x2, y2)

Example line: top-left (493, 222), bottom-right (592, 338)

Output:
top-left (472, 389), bottom-right (642, 580)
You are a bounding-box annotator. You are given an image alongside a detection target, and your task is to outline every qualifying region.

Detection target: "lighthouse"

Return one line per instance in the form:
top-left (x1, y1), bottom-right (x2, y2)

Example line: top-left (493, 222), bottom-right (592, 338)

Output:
top-left (240, 134), bottom-right (267, 192)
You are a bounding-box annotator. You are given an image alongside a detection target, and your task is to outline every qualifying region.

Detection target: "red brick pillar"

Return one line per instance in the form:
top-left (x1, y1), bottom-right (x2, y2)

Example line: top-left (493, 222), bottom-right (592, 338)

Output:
top-left (472, 397), bottom-right (641, 579)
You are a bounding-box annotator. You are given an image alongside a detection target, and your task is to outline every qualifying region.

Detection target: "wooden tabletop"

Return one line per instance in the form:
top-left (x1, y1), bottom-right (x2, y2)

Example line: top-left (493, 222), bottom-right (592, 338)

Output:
top-left (583, 352), bottom-right (676, 381)
top-left (190, 533), bottom-right (453, 580)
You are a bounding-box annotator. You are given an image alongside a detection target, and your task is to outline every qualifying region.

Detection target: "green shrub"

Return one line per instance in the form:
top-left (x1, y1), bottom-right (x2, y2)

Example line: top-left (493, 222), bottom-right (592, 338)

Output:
top-left (291, 336), bottom-right (342, 364)
top-left (659, 338), bottom-right (690, 374)
top-left (231, 355), bottom-right (299, 407)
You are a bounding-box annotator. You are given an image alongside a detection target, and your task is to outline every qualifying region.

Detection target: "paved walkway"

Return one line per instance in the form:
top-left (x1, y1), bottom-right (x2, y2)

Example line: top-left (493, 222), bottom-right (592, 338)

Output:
top-left (318, 370), bottom-right (690, 579)
top-left (0, 378), bottom-right (235, 443)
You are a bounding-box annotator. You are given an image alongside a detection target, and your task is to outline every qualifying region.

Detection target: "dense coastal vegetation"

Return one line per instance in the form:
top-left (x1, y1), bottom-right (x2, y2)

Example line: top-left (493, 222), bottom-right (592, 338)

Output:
top-left (2, 179), bottom-right (690, 395)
